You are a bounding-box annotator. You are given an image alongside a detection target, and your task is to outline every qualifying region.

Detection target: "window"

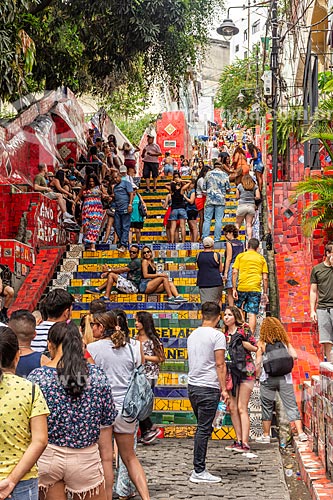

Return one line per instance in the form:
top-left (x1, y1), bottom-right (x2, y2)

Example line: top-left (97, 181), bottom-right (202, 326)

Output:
top-left (244, 51), bottom-right (248, 58)
top-left (164, 140), bottom-right (176, 148)
top-left (235, 44), bottom-right (239, 52)
top-left (252, 20), bottom-right (260, 34)
top-left (244, 29), bottom-right (248, 41)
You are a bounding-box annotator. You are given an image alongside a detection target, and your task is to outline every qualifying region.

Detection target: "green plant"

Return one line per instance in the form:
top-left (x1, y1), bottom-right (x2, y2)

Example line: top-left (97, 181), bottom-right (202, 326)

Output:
top-left (290, 176), bottom-right (333, 237)
top-left (268, 106), bottom-right (304, 156)
top-left (116, 114), bottom-right (158, 146)
top-left (0, 0), bottom-right (226, 101)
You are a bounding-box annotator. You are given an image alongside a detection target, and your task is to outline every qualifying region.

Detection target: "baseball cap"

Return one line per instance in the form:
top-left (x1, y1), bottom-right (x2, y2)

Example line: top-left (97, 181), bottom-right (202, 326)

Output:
top-left (68, 175), bottom-right (77, 181)
top-left (203, 237), bottom-right (214, 248)
top-left (119, 165), bottom-right (127, 174)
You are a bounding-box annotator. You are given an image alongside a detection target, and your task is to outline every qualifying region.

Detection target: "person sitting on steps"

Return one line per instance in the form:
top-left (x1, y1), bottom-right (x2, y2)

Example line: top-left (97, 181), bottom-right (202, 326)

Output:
top-left (139, 246), bottom-right (187, 302)
top-left (87, 244), bottom-right (142, 300)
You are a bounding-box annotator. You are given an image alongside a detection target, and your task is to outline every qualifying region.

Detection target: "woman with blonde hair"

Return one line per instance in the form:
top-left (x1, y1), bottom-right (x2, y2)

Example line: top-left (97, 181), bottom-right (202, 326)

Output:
top-left (255, 317), bottom-right (308, 443)
top-left (235, 174), bottom-right (261, 241)
top-left (87, 311), bottom-right (150, 500)
top-left (140, 246), bottom-right (186, 302)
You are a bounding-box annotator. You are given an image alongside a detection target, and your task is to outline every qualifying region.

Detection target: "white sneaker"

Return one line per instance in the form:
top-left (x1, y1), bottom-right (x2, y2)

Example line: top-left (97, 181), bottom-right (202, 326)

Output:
top-left (298, 432), bottom-right (308, 442)
top-left (64, 212), bottom-right (75, 219)
top-left (189, 470), bottom-right (222, 483)
top-left (256, 435), bottom-right (271, 443)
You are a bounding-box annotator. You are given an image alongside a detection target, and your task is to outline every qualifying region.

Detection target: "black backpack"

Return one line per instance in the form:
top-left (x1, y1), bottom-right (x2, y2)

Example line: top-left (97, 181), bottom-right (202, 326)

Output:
top-left (263, 341), bottom-right (294, 377)
top-left (227, 335), bottom-right (247, 376)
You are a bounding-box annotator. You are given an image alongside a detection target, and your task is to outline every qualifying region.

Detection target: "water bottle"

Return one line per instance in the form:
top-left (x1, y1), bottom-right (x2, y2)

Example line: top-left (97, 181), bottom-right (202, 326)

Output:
top-left (212, 401), bottom-right (227, 429)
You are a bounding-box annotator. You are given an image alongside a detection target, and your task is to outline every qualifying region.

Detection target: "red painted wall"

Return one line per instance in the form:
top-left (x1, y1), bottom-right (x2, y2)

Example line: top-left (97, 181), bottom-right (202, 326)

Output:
top-left (156, 111), bottom-right (192, 162)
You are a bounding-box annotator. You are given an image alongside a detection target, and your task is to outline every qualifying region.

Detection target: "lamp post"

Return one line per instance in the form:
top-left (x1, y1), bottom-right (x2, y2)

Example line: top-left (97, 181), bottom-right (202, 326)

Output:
top-left (217, 1), bottom-right (270, 42)
top-left (271, 0), bottom-right (278, 184)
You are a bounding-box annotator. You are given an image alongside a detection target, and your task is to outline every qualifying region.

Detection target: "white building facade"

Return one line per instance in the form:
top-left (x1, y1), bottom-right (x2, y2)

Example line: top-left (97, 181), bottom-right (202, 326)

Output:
top-left (229, 4), bottom-right (269, 63)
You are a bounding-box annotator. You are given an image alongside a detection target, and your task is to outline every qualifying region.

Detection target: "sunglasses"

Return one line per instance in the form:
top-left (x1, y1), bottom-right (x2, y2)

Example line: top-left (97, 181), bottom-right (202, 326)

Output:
top-left (129, 250), bottom-right (138, 254)
top-left (90, 322), bottom-right (101, 328)
top-left (143, 250), bottom-right (151, 255)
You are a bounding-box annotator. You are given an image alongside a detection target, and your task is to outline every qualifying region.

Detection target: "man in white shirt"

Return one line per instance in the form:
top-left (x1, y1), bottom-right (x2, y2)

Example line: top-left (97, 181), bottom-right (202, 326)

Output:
top-left (31, 289), bottom-right (74, 353)
top-left (187, 302), bottom-right (229, 484)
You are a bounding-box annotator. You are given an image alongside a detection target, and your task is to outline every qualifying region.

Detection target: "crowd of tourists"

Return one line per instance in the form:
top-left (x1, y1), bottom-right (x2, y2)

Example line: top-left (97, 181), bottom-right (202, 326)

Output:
top-left (0, 287), bottom-right (310, 498)
top-left (32, 125), bottom-right (265, 252)
top-left (2, 122), bottom-right (327, 500)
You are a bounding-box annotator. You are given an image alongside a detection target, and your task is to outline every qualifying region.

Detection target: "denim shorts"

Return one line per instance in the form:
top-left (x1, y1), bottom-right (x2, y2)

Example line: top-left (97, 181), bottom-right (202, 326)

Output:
top-left (236, 291), bottom-right (261, 314)
top-left (10, 478), bottom-right (38, 500)
top-left (253, 160), bottom-right (265, 173)
top-left (169, 208), bottom-right (187, 221)
top-left (139, 278), bottom-right (150, 293)
top-left (164, 165), bottom-right (174, 175)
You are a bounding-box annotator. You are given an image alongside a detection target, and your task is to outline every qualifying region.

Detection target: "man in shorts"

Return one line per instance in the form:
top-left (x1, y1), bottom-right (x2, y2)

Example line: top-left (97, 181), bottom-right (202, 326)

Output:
top-left (310, 241), bottom-right (333, 360)
top-left (33, 163), bottom-right (75, 224)
top-left (232, 238), bottom-right (268, 333)
top-left (87, 244), bottom-right (142, 300)
top-left (141, 135), bottom-right (162, 193)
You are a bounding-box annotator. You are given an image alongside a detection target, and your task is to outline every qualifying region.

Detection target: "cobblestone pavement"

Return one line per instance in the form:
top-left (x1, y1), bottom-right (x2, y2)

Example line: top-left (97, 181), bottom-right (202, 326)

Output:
top-left (135, 439), bottom-right (290, 500)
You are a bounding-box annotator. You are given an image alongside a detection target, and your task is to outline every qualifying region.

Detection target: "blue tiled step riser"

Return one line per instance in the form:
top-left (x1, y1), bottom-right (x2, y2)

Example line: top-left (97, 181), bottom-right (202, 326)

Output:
top-left (72, 270), bottom-right (199, 279)
top-left (73, 302), bottom-right (202, 311)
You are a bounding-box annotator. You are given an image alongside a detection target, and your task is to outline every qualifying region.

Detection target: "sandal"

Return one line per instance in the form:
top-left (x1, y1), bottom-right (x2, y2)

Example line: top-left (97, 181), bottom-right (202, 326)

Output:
top-left (119, 494), bottom-right (136, 500)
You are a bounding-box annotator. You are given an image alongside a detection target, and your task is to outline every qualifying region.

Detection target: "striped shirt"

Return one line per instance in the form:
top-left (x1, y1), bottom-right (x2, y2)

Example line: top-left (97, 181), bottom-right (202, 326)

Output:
top-left (31, 321), bottom-right (55, 353)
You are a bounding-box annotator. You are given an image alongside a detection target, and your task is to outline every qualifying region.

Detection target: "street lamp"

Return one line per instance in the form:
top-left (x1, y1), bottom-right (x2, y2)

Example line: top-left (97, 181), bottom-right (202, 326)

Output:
top-left (217, 2), bottom-right (270, 43)
top-left (237, 90), bottom-right (246, 102)
top-left (217, 19), bottom-right (239, 41)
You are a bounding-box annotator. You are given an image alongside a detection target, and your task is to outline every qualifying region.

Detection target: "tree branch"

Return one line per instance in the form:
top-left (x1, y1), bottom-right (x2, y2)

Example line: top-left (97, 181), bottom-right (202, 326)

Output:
top-left (29, 0), bottom-right (54, 15)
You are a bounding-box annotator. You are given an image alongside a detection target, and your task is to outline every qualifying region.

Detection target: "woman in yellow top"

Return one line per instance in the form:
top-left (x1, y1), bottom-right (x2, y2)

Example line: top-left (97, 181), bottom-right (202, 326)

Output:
top-left (0, 326), bottom-right (49, 500)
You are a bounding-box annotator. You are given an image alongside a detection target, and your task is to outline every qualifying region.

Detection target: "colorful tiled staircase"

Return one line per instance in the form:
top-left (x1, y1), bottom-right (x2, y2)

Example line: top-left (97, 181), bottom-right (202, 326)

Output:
top-left (50, 178), bottom-right (263, 439)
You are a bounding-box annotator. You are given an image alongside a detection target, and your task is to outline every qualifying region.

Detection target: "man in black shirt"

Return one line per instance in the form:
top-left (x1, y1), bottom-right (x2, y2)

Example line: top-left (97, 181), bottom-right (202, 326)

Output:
top-left (87, 244), bottom-right (142, 300)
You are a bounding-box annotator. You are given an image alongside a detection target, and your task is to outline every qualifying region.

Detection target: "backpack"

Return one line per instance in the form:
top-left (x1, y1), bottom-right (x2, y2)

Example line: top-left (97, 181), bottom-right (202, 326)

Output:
top-left (121, 343), bottom-right (154, 423)
top-left (263, 341), bottom-right (294, 377)
top-left (226, 334), bottom-right (247, 376)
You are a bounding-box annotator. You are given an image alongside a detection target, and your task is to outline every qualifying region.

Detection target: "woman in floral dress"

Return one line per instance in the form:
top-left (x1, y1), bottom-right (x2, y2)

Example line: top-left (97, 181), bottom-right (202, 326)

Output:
top-left (223, 306), bottom-right (258, 452)
top-left (75, 174), bottom-right (105, 251)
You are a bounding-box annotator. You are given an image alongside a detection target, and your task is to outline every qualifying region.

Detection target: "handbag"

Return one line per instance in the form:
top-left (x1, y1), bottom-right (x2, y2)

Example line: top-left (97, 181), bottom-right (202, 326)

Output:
top-left (121, 343), bottom-right (154, 423)
top-left (138, 199), bottom-right (147, 218)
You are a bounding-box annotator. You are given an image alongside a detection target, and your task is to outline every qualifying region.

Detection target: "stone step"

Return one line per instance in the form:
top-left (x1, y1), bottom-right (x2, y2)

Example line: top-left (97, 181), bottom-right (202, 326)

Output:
top-left (46, 184), bottom-right (263, 439)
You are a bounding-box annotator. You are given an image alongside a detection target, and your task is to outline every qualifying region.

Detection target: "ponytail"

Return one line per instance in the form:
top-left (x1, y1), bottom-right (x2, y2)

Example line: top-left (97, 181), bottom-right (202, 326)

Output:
top-left (0, 327), bottom-right (19, 382)
top-left (93, 311), bottom-right (127, 349)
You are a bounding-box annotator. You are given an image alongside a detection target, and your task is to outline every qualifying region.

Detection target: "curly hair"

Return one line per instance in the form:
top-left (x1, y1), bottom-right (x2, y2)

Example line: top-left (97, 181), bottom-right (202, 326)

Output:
top-left (259, 317), bottom-right (290, 345)
top-left (223, 224), bottom-right (239, 238)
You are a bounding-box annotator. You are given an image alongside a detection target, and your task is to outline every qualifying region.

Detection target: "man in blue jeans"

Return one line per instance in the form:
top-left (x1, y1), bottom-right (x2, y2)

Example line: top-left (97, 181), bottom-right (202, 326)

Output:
top-left (112, 170), bottom-right (134, 252)
top-left (202, 161), bottom-right (230, 242)
top-left (187, 302), bottom-right (229, 483)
